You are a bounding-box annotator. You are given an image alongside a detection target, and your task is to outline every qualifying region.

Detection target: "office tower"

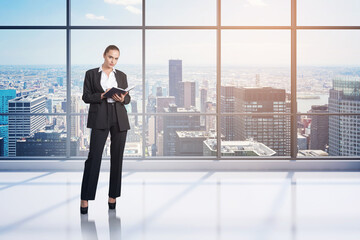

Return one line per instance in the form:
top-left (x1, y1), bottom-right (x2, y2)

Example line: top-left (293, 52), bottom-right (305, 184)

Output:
top-left (177, 81), bottom-right (195, 108)
top-left (147, 95), bottom-right (156, 113)
top-left (80, 108), bottom-right (87, 136)
top-left (329, 77), bottom-right (360, 156)
top-left (145, 81), bottom-right (149, 100)
top-left (0, 89), bottom-right (16, 124)
top-left (156, 87), bottom-right (163, 97)
top-left (200, 88), bottom-right (207, 112)
top-left (0, 137), bottom-right (3, 156)
top-left (131, 100), bottom-right (138, 126)
top-left (0, 127), bottom-right (7, 156)
top-left (57, 77), bottom-right (64, 87)
top-left (205, 101), bottom-right (216, 132)
top-left (234, 87), bottom-right (291, 156)
top-left (0, 89), bottom-right (16, 156)
top-left (163, 104), bottom-right (203, 156)
top-left (16, 130), bottom-right (79, 156)
top-left (148, 116), bottom-right (156, 146)
top-left (221, 86), bottom-right (290, 155)
top-left (298, 134), bottom-right (307, 150)
top-left (220, 86), bottom-right (236, 140)
top-left (46, 98), bottom-right (53, 113)
top-left (71, 95), bottom-right (80, 139)
top-left (169, 60), bottom-right (182, 99)
top-left (156, 96), bottom-right (175, 133)
top-left (309, 105), bottom-right (329, 151)
top-left (203, 139), bottom-right (276, 156)
top-left (8, 95), bottom-right (46, 156)
top-left (146, 94), bottom-right (156, 124)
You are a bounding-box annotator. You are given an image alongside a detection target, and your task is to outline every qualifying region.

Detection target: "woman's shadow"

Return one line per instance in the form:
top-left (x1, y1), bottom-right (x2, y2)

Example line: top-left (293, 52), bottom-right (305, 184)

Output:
top-left (80, 210), bottom-right (121, 240)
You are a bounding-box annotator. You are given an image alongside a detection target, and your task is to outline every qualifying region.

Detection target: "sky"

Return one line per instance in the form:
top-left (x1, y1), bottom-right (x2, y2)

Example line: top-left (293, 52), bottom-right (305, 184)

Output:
top-left (0, 0), bottom-right (360, 66)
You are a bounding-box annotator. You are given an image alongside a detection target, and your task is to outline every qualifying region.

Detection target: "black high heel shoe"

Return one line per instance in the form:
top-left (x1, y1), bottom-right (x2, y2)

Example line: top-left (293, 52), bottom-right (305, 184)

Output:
top-left (80, 200), bottom-right (88, 214)
top-left (108, 201), bottom-right (116, 210)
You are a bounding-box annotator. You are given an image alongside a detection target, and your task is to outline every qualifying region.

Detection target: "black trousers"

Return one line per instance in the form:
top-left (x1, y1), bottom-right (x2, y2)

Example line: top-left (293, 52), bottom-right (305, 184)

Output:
top-left (81, 103), bottom-right (127, 200)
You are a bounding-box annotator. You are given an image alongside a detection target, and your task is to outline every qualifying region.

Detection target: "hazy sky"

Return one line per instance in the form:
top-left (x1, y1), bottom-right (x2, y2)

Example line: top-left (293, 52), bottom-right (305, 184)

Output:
top-left (0, 0), bottom-right (360, 66)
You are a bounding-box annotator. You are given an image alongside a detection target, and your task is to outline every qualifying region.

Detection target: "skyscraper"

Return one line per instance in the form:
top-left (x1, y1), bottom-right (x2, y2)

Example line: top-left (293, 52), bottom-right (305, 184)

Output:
top-left (156, 96), bottom-right (175, 134)
top-left (0, 89), bottom-right (16, 124)
top-left (220, 86), bottom-right (236, 141)
top-left (71, 95), bottom-right (81, 138)
top-left (177, 81), bottom-right (195, 108)
top-left (16, 130), bottom-right (79, 156)
top-left (0, 89), bottom-right (16, 156)
top-left (169, 60), bottom-right (182, 99)
top-left (309, 105), bottom-right (329, 151)
top-left (131, 100), bottom-right (138, 126)
top-left (8, 95), bottom-right (46, 156)
top-left (329, 77), bottom-right (360, 156)
top-left (234, 87), bottom-right (291, 156)
top-left (163, 104), bottom-right (203, 156)
top-left (200, 88), bottom-right (207, 113)
top-left (221, 86), bottom-right (291, 155)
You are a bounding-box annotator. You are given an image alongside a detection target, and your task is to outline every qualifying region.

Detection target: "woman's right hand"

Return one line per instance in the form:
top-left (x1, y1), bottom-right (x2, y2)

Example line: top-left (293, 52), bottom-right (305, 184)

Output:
top-left (101, 88), bottom-right (111, 99)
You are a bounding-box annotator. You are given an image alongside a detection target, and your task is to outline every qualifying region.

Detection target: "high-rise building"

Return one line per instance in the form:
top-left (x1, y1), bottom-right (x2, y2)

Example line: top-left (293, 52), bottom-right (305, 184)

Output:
top-left (156, 96), bottom-right (175, 134)
top-left (221, 86), bottom-right (291, 155)
top-left (220, 86), bottom-right (236, 140)
top-left (169, 60), bottom-right (182, 99)
top-left (177, 81), bottom-right (195, 108)
top-left (200, 88), bottom-right (207, 113)
top-left (0, 89), bottom-right (16, 125)
top-left (131, 100), bottom-right (138, 126)
top-left (0, 127), bottom-right (7, 156)
top-left (71, 95), bottom-right (81, 138)
top-left (329, 77), bottom-right (360, 156)
top-left (309, 105), bottom-right (329, 151)
top-left (0, 137), bottom-right (4, 156)
top-left (57, 77), bottom-right (64, 87)
top-left (156, 87), bottom-right (163, 97)
top-left (8, 95), bottom-right (46, 156)
top-left (234, 87), bottom-right (291, 156)
top-left (0, 89), bottom-right (16, 156)
top-left (16, 130), bottom-right (79, 156)
top-left (163, 104), bottom-right (203, 156)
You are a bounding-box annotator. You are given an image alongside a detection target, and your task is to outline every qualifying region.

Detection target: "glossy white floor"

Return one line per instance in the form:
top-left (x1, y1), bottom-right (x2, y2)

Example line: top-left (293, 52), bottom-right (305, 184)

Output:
top-left (0, 171), bottom-right (360, 240)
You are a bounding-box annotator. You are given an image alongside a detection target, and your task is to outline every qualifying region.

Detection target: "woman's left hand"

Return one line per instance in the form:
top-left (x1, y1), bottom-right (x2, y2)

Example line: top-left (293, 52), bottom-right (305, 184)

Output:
top-left (112, 92), bottom-right (128, 103)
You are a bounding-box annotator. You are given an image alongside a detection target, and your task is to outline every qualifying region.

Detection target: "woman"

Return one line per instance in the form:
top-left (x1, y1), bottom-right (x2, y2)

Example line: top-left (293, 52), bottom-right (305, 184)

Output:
top-left (80, 45), bottom-right (131, 214)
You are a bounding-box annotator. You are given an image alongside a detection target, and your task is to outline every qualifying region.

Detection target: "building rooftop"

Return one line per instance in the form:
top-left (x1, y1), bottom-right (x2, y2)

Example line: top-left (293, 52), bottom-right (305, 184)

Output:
top-left (297, 150), bottom-right (329, 157)
top-left (176, 130), bottom-right (223, 139)
top-left (204, 139), bottom-right (276, 156)
top-left (9, 94), bottom-right (45, 102)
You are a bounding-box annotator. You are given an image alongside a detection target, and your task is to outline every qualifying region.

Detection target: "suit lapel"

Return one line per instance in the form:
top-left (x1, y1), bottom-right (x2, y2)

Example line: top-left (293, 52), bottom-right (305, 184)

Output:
top-left (94, 68), bottom-right (104, 92)
top-left (115, 70), bottom-right (123, 88)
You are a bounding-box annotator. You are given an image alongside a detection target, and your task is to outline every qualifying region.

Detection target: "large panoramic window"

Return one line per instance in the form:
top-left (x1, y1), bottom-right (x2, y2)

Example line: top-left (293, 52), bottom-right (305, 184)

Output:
top-left (0, 0), bottom-right (359, 159)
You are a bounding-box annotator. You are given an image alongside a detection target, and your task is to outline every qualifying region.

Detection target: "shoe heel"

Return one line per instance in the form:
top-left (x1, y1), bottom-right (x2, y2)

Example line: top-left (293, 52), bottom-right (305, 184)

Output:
top-left (108, 202), bottom-right (116, 209)
top-left (80, 206), bottom-right (88, 214)
top-left (80, 200), bottom-right (88, 214)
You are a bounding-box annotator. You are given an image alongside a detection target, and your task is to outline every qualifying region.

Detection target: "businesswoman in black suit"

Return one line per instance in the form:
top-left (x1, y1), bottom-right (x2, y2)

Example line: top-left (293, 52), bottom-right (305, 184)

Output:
top-left (80, 45), bottom-right (131, 214)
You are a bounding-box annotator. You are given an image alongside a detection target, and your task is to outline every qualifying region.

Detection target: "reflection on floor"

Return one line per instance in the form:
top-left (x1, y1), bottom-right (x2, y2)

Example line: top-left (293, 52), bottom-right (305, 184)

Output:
top-left (0, 171), bottom-right (360, 240)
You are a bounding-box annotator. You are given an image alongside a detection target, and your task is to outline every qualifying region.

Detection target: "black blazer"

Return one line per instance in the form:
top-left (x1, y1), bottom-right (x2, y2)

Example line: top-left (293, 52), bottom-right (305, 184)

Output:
top-left (82, 67), bottom-right (131, 131)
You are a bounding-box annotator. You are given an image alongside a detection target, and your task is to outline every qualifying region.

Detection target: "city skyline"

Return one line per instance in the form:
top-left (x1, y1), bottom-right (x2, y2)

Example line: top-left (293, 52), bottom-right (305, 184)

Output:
top-left (1, 62), bottom-right (359, 157)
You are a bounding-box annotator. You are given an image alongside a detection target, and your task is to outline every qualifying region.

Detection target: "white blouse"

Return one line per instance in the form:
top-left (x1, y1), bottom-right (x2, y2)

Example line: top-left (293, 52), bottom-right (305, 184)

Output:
top-left (98, 66), bottom-right (117, 103)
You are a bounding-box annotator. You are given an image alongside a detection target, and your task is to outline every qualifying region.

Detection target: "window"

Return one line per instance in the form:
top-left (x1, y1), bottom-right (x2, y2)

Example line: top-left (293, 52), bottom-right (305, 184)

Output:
top-left (0, 0), bottom-right (359, 160)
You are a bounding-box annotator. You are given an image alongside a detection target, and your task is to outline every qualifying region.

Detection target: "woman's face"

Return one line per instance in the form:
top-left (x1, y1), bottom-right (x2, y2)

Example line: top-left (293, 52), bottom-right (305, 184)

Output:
top-left (103, 49), bottom-right (120, 69)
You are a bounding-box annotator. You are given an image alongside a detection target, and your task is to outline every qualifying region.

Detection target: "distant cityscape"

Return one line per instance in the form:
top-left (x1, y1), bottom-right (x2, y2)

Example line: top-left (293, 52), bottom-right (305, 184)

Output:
top-left (0, 63), bottom-right (359, 157)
